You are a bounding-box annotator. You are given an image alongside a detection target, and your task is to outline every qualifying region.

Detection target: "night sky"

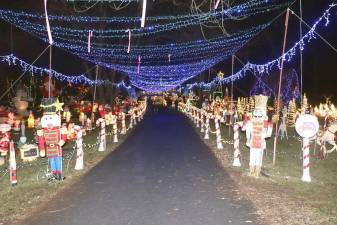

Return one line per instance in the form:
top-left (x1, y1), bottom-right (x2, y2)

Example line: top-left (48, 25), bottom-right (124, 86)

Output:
top-left (0, 0), bottom-right (336, 104)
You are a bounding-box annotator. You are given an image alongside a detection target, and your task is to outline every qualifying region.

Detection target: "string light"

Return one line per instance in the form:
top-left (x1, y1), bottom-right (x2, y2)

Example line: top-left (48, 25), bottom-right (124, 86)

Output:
top-left (186, 3), bottom-right (337, 92)
top-left (0, 0), bottom-right (294, 92)
top-left (0, 54), bottom-right (132, 89)
top-left (250, 69), bottom-right (300, 103)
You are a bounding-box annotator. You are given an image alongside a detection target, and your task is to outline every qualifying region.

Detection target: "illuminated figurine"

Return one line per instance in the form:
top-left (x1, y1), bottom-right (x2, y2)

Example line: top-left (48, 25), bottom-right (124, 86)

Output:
top-left (98, 104), bottom-right (105, 118)
top-left (0, 124), bottom-right (11, 157)
top-left (39, 98), bottom-right (68, 180)
top-left (246, 95), bottom-right (272, 178)
top-left (62, 106), bottom-right (72, 123)
top-left (28, 111), bottom-right (35, 128)
top-left (7, 112), bottom-right (15, 127)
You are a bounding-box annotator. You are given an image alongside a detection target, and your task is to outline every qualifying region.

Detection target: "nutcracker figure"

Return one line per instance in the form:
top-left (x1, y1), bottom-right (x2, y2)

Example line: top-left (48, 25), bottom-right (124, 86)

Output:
top-left (246, 95), bottom-right (272, 178)
top-left (39, 98), bottom-right (67, 180)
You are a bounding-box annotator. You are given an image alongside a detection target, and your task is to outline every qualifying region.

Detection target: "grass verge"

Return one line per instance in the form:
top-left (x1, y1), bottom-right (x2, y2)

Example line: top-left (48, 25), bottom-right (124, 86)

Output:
top-left (0, 119), bottom-right (134, 225)
top-left (190, 117), bottom-right (337, 225)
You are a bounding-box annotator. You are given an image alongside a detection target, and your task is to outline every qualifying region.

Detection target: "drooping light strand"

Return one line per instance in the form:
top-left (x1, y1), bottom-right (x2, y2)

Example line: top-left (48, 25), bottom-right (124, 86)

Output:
top-left (87, 30), bottom-right (93, 53)
top-left (43, 0), bottom-right (53, 45)
top-left (137, 56), bottom-right (141, 74)
top-left (126, 29), bottom-right (131, 53)
top-left (0, 54), bottom-right (131, 89)
top-left (141, 0), bottom-right (147, 28)
top-left (215, 0), bottom-right (221, 10)
top-left (0, 0), bottom-right (291, 39)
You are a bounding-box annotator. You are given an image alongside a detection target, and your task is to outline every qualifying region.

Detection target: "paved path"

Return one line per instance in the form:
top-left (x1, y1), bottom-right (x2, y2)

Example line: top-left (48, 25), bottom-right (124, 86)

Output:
top-left (23, 109), bottom-right (258, 225)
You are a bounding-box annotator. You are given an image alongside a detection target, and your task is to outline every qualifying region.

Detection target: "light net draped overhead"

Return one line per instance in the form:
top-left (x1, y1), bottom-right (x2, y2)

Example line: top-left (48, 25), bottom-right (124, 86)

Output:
top-left (0, 0), bottom-right (291, 92)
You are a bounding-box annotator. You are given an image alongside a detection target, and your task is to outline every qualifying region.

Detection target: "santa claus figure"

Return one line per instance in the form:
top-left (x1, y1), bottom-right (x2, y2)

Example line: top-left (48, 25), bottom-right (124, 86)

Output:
top-left (98, 104), bottom-right (105, 118)
top-left (0, 124), bottom-right (11, 157)
top-left (246, 95), bottom-right (272, 178)
top-left (39, 98), bottom-right (67, 180)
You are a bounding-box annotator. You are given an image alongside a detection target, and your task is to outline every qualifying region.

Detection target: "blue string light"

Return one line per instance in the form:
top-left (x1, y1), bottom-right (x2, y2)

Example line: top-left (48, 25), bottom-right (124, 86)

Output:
top-left (0, 54), bottom-right (132, 89)
top-left (187, 3), bottom-right (337, 92)
top-left (0, 0), bottom-right (295, 92)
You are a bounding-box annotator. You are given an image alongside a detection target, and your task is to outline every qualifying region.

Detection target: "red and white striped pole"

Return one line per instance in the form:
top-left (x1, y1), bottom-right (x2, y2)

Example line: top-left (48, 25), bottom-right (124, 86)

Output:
top-left (215, 115), bottom-right (223, 149)
top-left (129, 110), bottom-right (134, 129)
top-left (133, 109), bottom-right (137, 125)
top-left (233, 122), bottom-right (243, 167)
top-left (302, 137), bottom-right (311, 182)
top-left (196, 109), bottom-right (200, 128)
top-left (200, 111), bottom-right (205, 133)
top-left (9, 140), bottom-right (17, 186)
top-left (120, 112), bottom-right (126, 134)
top-left (112, 115), bottom-right (118, 143)
top-left (74, 126), bottom-right (84, 170)
top-left (204, 113), bottom-right (210, 139)
top-left (96, 118), bottom-right (106, 152)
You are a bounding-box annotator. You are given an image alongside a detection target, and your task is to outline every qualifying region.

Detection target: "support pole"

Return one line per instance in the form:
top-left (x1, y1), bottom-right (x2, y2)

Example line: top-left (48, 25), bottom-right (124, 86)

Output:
top-left (299, 0), bottom-right (303, 106)
top-left (229, 55), bottom-right (234, 137)
top-left (48, 45), bottom-right (52, 98)
top-left (273, 9), bottom-right (290, 165)
top-left (91, 65), bottom-right (99, 122)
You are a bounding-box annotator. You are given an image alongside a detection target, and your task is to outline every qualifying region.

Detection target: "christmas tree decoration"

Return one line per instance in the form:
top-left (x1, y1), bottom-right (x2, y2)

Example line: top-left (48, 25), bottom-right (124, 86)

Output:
top-left (287, 98), bottom-right (297, 127)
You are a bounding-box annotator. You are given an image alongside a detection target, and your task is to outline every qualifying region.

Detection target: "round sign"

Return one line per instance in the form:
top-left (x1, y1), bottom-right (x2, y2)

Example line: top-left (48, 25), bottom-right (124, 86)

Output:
top-left (0, 123), bottom-right (11, 132)
top-left (295, 115), bottom-right (319, 138)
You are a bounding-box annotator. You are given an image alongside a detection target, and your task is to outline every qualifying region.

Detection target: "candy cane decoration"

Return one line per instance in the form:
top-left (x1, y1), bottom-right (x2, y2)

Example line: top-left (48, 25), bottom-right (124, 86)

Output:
top-left (133, 109), bottom-right (137, 125)
top-left (126, 29), bottom-right (131, 53)
top-left (168, 54), bottom-right (171, 63)
top-left (302, 137), bottom-right (311, 182)
top-left (204, 113), bottom-right (210, 139)
top-left (44, 0), bottom-right (53, 45)
top-left (137, 109), bottom-right (141, 122)
top-left (112, 115), bottom-right (118, 143)
top-left (9, 141), bottom-right (17, 186)
top-left (128, 109), bottom-right (134, 129)
top-left (196, 109), bottom-right (200, 128)
top-left (74, 127), bottom-right (84, 170)
top-left (215, 115), bottom-right (223, 149)
top-left (233, 122), bottom-right (243, 167)
top-left (96, 118), bottom-right (106, 152)
top-left (200, 110), bottom-right (205, 133)
top-left (87, 30), bottom-right (93, 53)
top-left (120, 112), bottom-right (126, 134)
top-left (141, 0), bottom-right (147, 28)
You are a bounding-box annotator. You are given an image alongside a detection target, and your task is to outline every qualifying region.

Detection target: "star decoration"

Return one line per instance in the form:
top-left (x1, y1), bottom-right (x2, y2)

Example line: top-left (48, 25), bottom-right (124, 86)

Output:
top-left (217, 71), bottom-right (224, 80)
top-left (54, 98), bottom-right (64, 112)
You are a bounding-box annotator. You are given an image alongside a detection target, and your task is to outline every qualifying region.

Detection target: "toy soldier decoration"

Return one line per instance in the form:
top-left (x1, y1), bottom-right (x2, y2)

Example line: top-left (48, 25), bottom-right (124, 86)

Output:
top-left (39, 98), bottom-right (68, 181)
top-left (246, 95), bottom-right (272, 178)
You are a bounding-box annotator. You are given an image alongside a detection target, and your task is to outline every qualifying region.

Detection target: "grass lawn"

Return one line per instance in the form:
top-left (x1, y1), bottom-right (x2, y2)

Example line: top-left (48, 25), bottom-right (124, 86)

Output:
top-left (0, 118), bottom-right (134, 225)
top-left (193, 116), bottom-right (337, 225)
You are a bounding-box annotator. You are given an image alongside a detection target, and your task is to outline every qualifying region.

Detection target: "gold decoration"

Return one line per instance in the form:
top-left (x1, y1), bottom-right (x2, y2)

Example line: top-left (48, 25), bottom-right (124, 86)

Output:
top-left (217, 71), bottom-right (224, 80)
top-left (54, 99), bottom-right (64, 112)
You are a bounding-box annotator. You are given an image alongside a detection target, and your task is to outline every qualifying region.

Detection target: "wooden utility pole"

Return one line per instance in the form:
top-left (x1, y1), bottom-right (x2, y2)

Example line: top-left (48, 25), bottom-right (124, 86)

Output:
top-left (273, 9), bottom-right (290, 165)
